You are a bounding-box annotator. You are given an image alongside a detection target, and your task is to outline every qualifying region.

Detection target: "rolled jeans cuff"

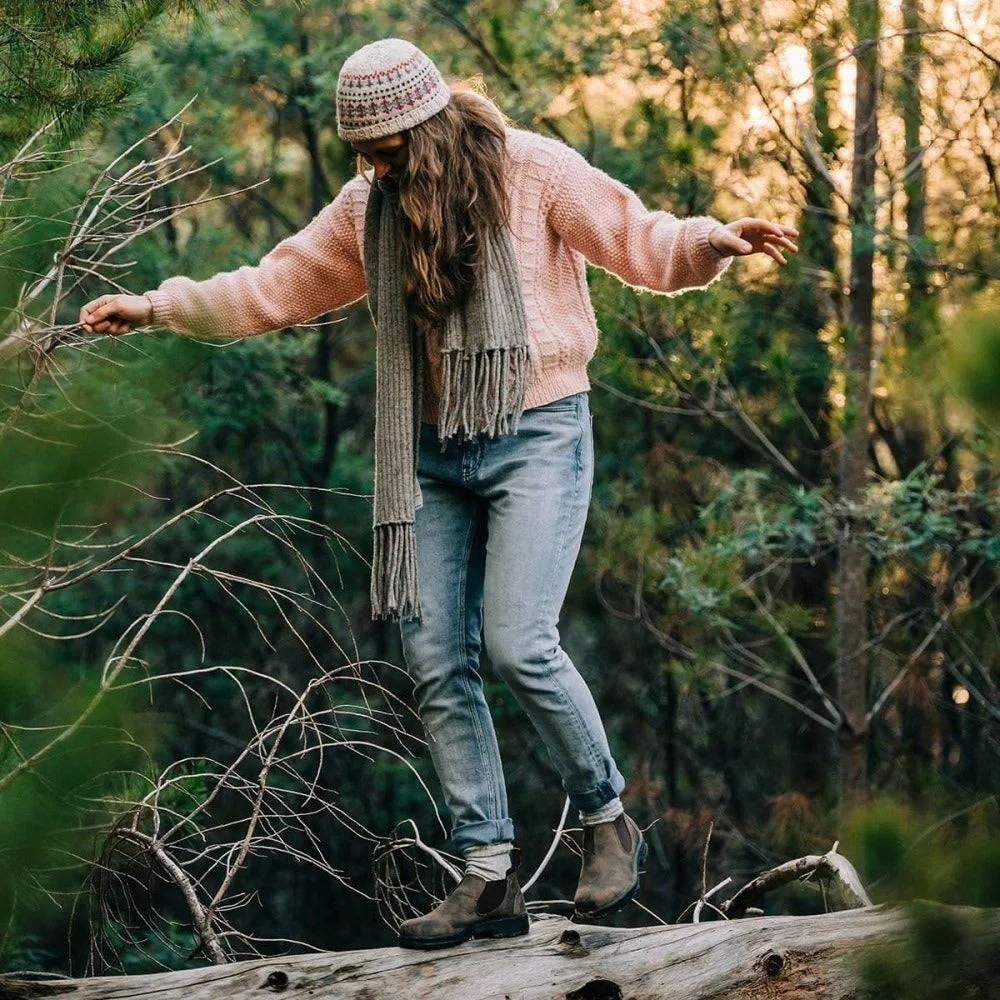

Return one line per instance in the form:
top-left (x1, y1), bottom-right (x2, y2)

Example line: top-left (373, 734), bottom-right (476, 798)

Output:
top-left (565, 763), bottom-right (626, 813)
top-left (450, 817), bottom-right (516, 855)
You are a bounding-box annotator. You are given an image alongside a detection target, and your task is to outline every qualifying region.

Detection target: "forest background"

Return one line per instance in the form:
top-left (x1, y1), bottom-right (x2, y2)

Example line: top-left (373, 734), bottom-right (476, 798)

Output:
top-left (1, 0), bottom-right (1000, 988)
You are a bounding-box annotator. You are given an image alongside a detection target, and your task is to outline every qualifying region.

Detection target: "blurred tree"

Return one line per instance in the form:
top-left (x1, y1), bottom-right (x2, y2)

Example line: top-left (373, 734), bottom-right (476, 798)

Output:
top-left (0, 0), bottom-right (224, 160)
top-left (836, 0), bottom-right (881, 808)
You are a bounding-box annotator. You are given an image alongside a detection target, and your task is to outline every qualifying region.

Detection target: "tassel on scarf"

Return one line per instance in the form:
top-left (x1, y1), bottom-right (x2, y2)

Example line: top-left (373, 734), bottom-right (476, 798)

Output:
top-left (370, 521), bottom-right (422, 622)
top-left (438, 344), bottom-right (531, 442)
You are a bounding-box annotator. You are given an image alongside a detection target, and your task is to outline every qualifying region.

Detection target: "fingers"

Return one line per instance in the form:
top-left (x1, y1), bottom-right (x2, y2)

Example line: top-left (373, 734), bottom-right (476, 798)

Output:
top-left (718, 230), bottom-right (753, 254)
top-left (765, 235), bottom-right (799, 256)
top-left (80, 295), bottom-right (126, 335)
top-left (738, 219), bottom-right (799, 245)
top-left (725, 218), bottom-right (800, 266)
top-left (81, 312), bottom-right (116, 334)
top-left (91, 300), bottom-right (118, 324)
top-left (761, 243), bottom-right (788, 265)
top-left (749, 218), bottom-right (800, 264)
top-left (747, 217), bottom-right (799, 239)
top-left (80, 294), bottom-right (111, 320)
top-left (96, 319), bottom-right (129, 336)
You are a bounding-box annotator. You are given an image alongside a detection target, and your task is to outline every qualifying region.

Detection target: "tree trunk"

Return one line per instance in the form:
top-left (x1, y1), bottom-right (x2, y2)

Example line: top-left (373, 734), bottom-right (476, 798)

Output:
top-left (786, 34), bottom-right (842, 801)
top-left (836, 0), bottom-right (881, 809)
top-left (901, 0), bottom-right (933, 353)
top-left (4, 905), bottom-right (997, 1000)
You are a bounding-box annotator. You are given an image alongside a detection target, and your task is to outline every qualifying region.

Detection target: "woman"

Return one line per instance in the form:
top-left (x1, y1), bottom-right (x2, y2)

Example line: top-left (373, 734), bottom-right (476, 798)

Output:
top-left (80, 38), bottom-right (798, 950)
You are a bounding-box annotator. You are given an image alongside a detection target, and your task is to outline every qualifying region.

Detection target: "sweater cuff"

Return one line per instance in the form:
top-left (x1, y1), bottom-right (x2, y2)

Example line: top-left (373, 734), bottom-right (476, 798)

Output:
top-left (686, 216), bottom-right (733, 283)
top-left (144, 288), bottom-right (175, 330)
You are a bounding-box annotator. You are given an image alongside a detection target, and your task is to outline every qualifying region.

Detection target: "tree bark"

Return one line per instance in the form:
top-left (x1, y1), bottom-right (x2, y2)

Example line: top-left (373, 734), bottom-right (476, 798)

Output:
top-left (836, 0), bottom-right (881, 809)
top-left (4, 905), bottom-right (997, 1000)
top-left (785, 35), bottom-right (842, 801)
top-left (901, 0), bottom-right (933, 353)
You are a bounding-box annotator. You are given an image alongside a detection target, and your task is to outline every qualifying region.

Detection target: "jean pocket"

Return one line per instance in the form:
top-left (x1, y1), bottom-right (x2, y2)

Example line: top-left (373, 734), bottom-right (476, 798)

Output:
top-left (532, 393), bottom-right (580, 413)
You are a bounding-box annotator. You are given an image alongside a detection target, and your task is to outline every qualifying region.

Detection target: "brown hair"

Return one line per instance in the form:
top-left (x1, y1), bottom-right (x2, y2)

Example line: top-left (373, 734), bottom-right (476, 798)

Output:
top-left (358, 80), bottom-right (513, 336)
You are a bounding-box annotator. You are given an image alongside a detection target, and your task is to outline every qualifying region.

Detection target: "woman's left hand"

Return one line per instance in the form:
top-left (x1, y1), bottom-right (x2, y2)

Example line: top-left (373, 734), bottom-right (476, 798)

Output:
top-left (708, 218), bottom-right (799, 265)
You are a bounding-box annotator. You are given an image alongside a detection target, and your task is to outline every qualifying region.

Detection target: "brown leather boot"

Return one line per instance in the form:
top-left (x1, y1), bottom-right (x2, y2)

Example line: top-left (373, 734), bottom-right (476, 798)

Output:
top-left (573, 812), bottom-right (647, 920)
top-left (397, 846), bottom-right (530, 950)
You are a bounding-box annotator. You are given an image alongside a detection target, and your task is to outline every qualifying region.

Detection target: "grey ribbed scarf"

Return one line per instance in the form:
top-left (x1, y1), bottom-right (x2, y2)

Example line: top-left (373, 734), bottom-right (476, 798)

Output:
top-left (363, 181), bottom-right (532, 624)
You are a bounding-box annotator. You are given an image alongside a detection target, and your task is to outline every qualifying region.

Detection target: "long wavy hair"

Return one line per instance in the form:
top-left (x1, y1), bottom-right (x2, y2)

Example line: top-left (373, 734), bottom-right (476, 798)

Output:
top-left (358, 81), bottom-right (512, 337)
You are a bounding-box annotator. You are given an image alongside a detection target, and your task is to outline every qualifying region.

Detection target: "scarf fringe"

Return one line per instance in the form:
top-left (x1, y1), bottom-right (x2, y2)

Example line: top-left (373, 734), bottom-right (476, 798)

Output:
top-left (370, 521), bottom-right (422, 622)
top-left (438, 344), bottom-right (531, 442)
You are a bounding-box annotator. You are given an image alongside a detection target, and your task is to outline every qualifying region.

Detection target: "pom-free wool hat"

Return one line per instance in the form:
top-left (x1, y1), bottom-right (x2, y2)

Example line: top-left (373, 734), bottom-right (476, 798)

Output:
top-left (336, 38), bottom-right (452, 142)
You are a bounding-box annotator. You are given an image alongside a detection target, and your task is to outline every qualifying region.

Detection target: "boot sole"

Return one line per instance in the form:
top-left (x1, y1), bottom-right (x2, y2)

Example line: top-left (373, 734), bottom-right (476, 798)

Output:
top-left (398, 913), bottom-right (530, 951)
top-left (574, 837), bottom-right (648, 922)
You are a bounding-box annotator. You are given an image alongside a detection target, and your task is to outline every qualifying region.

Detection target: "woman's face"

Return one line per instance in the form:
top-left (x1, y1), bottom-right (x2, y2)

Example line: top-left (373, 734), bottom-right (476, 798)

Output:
top-left (350, 133), bottom-right (409, 183)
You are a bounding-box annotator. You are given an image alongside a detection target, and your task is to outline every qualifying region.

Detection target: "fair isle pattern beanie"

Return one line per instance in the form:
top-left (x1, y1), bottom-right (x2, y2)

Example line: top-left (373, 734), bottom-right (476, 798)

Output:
top-left (336, 38), bottom-right (452, 142)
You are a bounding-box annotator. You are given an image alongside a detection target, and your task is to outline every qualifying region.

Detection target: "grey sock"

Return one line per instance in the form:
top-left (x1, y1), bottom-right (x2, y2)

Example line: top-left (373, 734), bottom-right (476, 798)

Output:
top-left (463, 840), bottom-right (514, 881)
top-left (579, 797), bottom-right (624, 826)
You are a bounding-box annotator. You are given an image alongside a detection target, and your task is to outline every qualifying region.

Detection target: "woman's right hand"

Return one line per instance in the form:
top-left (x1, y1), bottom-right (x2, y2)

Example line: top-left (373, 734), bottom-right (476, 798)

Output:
top-left (78, 293), bottom-right (153, 336)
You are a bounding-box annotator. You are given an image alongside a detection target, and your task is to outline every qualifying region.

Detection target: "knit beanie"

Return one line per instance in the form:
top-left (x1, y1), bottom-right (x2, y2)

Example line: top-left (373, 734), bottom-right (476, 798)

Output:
top-left (336, 38), bottom-right (452, 142)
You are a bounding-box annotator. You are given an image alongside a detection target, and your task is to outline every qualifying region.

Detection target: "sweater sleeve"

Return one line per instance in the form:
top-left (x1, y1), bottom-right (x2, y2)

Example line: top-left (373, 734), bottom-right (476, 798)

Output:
top-left (546, 142), bottom-right (732, 295)
top-left (144, 179), bottom-right (367, 339)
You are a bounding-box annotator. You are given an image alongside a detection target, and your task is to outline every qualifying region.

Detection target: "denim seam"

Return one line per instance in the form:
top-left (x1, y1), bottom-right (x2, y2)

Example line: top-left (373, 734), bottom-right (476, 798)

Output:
top-left (573, 404), bottom-right (615, 806)
top-left (462, 437), bottom-right (484, 482)
top-left (574, 401), bottom-right (584, 482)
top-left (531, 396), bottom-right (608, 777)
top-left (455, 502), bottom-right (504, 830)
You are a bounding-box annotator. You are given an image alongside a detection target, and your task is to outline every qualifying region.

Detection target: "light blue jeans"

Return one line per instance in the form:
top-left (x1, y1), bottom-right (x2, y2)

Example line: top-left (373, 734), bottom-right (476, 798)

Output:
top-left (398, 390), bottom-right (627, 854)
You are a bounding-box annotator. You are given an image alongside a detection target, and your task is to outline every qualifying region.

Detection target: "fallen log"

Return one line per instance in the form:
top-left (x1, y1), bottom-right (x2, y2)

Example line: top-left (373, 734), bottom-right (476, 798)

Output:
top-left (3, 902), bottom-right (997, 1000)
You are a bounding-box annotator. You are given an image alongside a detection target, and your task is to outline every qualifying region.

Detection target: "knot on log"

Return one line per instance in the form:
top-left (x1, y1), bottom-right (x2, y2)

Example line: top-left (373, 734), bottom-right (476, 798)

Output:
top-left (262, 969), bottom-right (289, 992)
top-left (763, 951), bottom-right (785, 976)
top-left (558, 928), bottom-right (591, 957)
top-left (566, 980), bottom-right (623, 1000)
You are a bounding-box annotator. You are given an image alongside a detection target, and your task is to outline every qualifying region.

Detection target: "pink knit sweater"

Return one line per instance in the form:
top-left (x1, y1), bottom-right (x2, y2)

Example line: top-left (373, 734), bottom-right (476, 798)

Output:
top-left (145, 126), bottom-right (733, 423)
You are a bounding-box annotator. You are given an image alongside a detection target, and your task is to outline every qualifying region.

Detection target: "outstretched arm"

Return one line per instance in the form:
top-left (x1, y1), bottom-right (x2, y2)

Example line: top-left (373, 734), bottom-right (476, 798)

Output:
top-left (546, 143), bottom-right (796, 293)
top-left (81, 180), bottom-right (367, 340)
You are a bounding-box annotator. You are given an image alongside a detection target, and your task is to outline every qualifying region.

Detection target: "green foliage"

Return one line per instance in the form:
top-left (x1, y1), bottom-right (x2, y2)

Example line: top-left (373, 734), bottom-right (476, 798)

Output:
top-left (0, 342), bottom-right (188, 960)
top-left (0, 0), bottom-right (226, 159)
top-left (695, 466), bottom-right (1000, 567)
top-left (844, 799), bottom-right (1000, 997)
top-left (843, 798), bottom-right (1000, 909)
top-left (488, 14), bottom-right (516, 66)
top-left (948, 305), bottom-right (1000, 429)
top-left (657, 545), bottom-right (738, 627)
top-left (858, 902), bottom-right (1000, 999)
